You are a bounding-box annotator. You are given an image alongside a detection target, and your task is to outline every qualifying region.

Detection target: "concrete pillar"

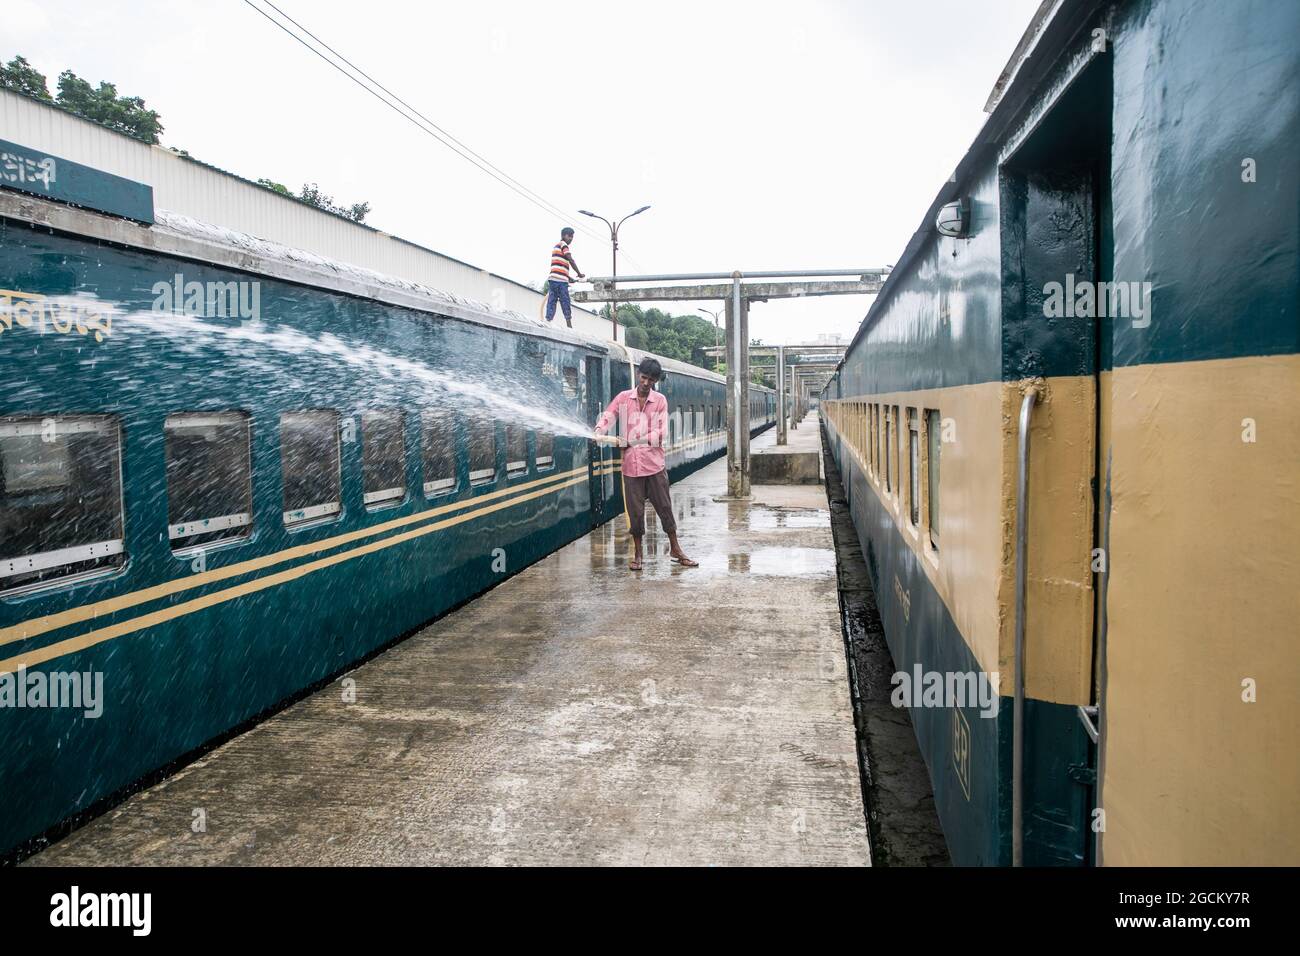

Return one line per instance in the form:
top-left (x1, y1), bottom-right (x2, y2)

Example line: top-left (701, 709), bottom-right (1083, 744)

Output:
top-left (725, 291), bottom-right (749, 497)
top-left (776, 346), bottom-right (787, 446)
top-left (740, 298), bottom-right (750, 496)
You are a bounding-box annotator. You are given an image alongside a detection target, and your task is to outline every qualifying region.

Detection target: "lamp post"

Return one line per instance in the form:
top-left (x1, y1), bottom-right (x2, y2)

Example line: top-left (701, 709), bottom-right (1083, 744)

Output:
top-left (699, 306), bottom-right (723, 369)
top-left (578, 205), bottom-right (651, 342)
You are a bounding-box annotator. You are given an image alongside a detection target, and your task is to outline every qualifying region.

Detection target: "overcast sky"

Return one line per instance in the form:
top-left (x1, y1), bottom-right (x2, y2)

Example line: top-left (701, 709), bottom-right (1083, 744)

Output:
top-left (8, 0), bottom-right (1041, 344)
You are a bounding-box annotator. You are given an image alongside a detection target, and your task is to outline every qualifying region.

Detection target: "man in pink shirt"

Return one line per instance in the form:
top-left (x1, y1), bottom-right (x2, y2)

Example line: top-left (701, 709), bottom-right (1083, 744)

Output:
top-left (593, 357), bottom-right (698, 571)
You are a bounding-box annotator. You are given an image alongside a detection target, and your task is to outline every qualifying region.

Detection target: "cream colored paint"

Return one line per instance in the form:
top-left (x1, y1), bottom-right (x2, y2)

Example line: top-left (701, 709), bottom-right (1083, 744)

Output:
top-left (828, 375), bottom-right (1096, 706)
top-left (1101, 354), bottom-right (1300, 866)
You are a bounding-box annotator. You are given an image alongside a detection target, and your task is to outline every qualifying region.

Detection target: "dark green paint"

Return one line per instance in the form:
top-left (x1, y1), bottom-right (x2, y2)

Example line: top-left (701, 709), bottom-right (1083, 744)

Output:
top-left (0, 139), bottom-right (154, 224)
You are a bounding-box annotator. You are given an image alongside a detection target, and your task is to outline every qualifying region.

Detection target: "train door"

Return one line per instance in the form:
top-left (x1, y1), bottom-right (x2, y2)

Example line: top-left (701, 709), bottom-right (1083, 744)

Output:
top-left (999, 51), bottom-right (1111, 866)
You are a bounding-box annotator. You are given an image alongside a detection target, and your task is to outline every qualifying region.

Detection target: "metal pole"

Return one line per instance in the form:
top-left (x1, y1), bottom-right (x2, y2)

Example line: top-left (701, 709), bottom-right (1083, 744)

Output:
top-left (726, 275), bottom-right (745, 497)
top-left (588, 268), bottom-right (888, 283)
top-left (1013, 386), bottom-right (1040, 867)
top-left (610, 224), bottom-right (619, 342)
top-left (776, 346), bottom-right (787, 446)
top-left (740, 296), bottom-right (750, 497)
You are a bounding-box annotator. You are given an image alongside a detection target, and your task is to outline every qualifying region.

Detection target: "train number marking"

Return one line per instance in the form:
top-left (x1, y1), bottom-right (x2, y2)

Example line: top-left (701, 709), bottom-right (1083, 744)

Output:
top-left (893, 575), bottom-right (910, 623)
top-left (952, 708), bottom-right (972, 800)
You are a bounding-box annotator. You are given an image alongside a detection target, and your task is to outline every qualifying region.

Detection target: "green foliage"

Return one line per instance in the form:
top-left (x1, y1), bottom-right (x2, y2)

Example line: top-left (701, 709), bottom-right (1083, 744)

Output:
top-left (257, 179), bottom-right (371, 223)
top-left (55, 70), bottom-right (163, 144)
top-left (0, 56), bottom-right (51, 100)
top-left (257, 178), bottom-right (292, 196)
top-left (604, 303), bottom-right (723, 372)
top-left (297, 182), bottom-right (370, 223)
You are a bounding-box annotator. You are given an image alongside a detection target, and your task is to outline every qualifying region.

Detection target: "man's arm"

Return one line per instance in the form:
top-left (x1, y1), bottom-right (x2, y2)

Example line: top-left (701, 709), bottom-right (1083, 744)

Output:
top-left (592, 393), bottom-right (622, 437)
top-left (565, 250), bottom-right (584, 279)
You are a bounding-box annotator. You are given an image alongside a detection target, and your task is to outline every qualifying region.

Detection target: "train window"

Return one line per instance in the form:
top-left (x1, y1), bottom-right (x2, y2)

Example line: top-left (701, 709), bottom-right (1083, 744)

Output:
top-left (362, 410), bottom-right (406, 509)
top-left (876, 405), bottom-right (882, 474)
top-left (868, 404), bottom-right (876, 473)
top-left (668, 413), bottom-right (676, 449)
top-left (506, 424), bottom-right (527, 476)
top-left (926, 409), bottom-right (941, 549)
top-left (421, 409), bottom-right (457, 496)
top-left (536, 431), bottom-right (554, 469)
top-left (165, 412), bottom-right (252, 551)
top-left (562, 367), bottom-right (579, 400)
top-left (468, 414), bottom-right (497, 485)
top-left (893, 406), bottom-right (902, 499)
top-left (878, 405), bottom-right (886, 483)
top-left (0, 415), bottom-right (125, 593)
top-left (282, 410), bottom-right (342, 527)
top-left (908, 408), bottom-right (920, 526)
top-left (686, 405), bottom-right (695, 440)
top-left (884, 407), bottom-right (893, 493)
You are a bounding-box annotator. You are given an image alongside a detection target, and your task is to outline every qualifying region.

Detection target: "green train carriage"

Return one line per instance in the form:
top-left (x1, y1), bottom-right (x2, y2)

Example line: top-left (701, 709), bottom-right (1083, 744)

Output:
top-left (0, 192), bottom-right (770, 858)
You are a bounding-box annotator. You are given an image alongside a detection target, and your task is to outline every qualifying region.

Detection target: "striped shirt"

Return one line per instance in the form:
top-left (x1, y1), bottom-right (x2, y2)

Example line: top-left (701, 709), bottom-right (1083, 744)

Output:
top-left (549, 241), bottom-right (571, 283)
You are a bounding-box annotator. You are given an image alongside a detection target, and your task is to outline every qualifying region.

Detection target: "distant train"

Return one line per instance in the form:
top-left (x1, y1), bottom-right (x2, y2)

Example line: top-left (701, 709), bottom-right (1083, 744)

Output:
top-left (0, 191), bottom-right (775, 857)
top-left (822, 0), bottom-right (1298, 865)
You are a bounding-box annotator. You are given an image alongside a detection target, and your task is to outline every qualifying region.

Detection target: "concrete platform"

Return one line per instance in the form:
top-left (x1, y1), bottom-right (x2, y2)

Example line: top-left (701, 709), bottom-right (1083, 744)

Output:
top-left (752, 413), bottom-right (825, 484)
top-left (27, 427), bottom-right (869, 867)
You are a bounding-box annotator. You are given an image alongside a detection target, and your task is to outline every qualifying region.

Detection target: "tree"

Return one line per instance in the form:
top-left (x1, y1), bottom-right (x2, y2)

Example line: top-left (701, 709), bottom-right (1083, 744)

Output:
top-left (298, 182), bottom-right (370, 223)
top-left (257, 179), bottom-right (371, 223)
top-left (257, 178), bottom-right (292, 196)
top-left (55, 70), bottom-right (163, 143)
top-left (0, 56), bottom-right (51, 100)
top-left (597, 304), bottom-right (722, 370)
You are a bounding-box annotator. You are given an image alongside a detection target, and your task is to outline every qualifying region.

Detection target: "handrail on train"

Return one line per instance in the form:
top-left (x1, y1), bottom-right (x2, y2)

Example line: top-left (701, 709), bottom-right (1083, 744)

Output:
top-left (1012, 385), bottom-right (1040, 867)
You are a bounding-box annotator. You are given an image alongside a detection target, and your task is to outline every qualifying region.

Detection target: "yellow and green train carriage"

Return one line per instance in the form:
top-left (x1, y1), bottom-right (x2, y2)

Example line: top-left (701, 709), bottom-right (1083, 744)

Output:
top-left (823, 0), bottom-right (1298, 866)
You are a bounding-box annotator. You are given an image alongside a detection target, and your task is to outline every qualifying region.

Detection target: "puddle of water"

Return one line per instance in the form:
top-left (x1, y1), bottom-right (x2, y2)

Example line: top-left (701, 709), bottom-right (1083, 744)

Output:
top-left (747, 510), bottom-right (829, 531)
top-left (745, 547), bottom-right (836, 578)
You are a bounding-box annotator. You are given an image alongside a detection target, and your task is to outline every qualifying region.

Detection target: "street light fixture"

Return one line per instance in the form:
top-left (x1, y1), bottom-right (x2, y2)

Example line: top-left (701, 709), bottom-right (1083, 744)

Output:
top-left (578, 205), bottom-right (651, 342)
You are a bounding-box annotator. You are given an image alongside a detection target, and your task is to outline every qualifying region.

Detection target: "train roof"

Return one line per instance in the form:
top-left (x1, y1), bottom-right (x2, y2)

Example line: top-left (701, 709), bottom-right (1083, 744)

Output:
top-left (0, 187), bottom-right (615, 352)
top-left (3, 179), bottom-right (767, 393)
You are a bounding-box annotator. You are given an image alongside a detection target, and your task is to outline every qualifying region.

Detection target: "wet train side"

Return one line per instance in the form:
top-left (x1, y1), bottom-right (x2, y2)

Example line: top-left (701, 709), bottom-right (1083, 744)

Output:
top-left (822, 0), bottom-right (1298, 866)
top-left (0, 199), bottom-right (773, 858)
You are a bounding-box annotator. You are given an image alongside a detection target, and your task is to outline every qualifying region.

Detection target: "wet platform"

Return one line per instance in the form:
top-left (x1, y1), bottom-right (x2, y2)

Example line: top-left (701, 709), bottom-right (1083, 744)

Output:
top-left (28, 415), bottom-right (869, 866)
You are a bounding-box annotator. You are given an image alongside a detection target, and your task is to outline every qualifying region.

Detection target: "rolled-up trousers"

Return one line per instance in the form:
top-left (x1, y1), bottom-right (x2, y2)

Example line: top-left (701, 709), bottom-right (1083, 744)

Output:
top-left (623, 469), bottom-right (677, 538)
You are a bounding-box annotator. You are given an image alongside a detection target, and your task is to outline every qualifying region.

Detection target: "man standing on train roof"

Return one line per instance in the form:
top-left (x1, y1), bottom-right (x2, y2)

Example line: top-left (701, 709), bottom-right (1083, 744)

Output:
top-left (545, 226), bottom-right (584, 328)
top-left (592, 356), bottom-right (699, 571)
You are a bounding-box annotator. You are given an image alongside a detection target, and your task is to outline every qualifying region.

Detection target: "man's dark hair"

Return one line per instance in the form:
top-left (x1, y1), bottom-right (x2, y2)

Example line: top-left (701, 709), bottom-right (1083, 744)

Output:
top-left (561, 226), bottom-right (575, 237)
top-left (638, 357), bottom-right (662, 381)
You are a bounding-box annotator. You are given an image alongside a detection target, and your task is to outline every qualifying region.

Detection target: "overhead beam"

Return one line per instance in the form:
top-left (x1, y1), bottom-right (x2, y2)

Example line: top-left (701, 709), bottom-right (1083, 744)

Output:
top-left (573, 279), bottom-right (881, 303)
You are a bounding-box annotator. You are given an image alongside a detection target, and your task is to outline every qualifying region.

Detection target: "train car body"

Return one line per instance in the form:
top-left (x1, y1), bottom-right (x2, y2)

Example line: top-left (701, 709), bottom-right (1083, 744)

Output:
top-left (0, 190), bottom-right (771, 856)
top-left (823, 0), bottom-right (1298, 865)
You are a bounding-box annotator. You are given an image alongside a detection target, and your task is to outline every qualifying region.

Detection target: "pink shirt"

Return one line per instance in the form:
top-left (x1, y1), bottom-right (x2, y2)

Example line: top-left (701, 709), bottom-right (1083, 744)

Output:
top-left (594, 388), bottom-right (668, 477)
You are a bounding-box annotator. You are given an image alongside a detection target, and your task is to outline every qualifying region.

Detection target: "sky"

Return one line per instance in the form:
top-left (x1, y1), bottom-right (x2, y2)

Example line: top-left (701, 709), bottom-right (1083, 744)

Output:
top-left (6, 0), bottom-right (1042, 345)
